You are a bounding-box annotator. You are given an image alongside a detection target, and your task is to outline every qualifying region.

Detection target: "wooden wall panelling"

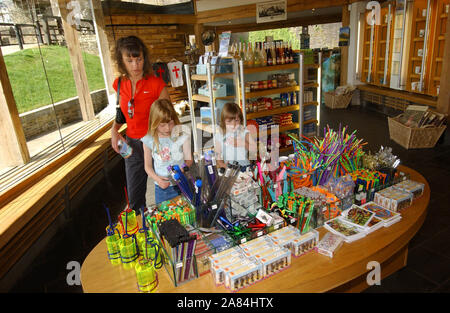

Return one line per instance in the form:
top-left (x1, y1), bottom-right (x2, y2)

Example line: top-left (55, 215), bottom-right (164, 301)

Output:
top-left (437, 3), bottom-right (450, 116)
top-left (104, 23), bottom-right (192, 103)
top-left (0, 189), bottom-right (65, 279)
top-left (427, 0), bottom-right (449, 96)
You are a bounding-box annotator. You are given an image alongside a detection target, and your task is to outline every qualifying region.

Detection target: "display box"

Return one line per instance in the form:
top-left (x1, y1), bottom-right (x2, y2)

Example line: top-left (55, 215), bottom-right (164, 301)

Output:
top-left (374, 186), bottom-right (413, 212)
top-left (392, 179), bottom-right (424, 199)
top-left (150, 226), bottom-right (198, 287)
top-left (198, 82), bottom-right (227, 98)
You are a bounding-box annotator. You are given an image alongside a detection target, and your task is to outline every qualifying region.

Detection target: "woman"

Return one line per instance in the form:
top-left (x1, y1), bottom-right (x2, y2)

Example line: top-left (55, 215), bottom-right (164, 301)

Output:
top-left (111, 36), bottom-right (171, 211)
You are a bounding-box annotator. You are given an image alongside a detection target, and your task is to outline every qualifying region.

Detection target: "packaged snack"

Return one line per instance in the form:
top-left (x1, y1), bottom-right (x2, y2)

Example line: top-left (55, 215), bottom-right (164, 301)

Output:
top-left (316, 232), bottom-right (344, 258)
top-left (225, 261), bottom-right (263, 292)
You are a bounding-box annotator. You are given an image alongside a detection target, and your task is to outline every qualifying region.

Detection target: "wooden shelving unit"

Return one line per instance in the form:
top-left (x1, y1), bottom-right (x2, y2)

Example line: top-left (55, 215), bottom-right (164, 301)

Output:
top-left (245, 85), bottom-right (300, 98)
top-left (427, 0), bottom-right (449, 96)
top-left (243, 63), bottom-right (298, 74)
top-left (405, 0), bottom-right (449, 96)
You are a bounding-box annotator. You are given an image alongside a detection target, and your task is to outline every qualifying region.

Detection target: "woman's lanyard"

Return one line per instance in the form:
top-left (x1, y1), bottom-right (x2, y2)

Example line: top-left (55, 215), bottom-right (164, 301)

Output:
top-left (128, 79), bottom-right (142, 119)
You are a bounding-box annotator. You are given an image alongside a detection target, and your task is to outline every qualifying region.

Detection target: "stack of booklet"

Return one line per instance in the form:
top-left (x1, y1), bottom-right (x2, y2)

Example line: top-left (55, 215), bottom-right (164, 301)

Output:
top-left (323, 203), bottom-right (401, 243)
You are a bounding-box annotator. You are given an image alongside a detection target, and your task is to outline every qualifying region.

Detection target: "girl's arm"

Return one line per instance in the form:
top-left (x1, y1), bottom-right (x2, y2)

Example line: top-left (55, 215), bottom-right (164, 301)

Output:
top-left (182, 135), bottom-right (193, 167)
top-left (214, 137), bottom-right (227, 168)
top-left (143, 143), bottom-right (170, 188)
top-left (245, 131), bottom-right (258, 162)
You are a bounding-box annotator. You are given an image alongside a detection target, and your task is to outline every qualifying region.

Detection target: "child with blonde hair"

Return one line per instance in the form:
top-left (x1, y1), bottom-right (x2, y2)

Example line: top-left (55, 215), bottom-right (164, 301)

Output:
top-left (141, 99), bottom-right (192, 204)
top-left (215, 102), bottom-right (256, 168)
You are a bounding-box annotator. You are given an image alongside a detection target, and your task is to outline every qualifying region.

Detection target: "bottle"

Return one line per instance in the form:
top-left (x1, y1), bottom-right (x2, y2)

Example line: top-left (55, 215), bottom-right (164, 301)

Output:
top-left (275, 42), bottom-right (281, 65)
top-left (246, 42), bottom-right (254, 67)
top-left (239, 42), bottom-right (245, 64)
top-left (284, 42), bottom-right (290, 64)
top-left (234, 43), bottom-right (240, 59)
top-left (118, 139), bottom-right (133, 159)
top-left (271, 42), bottom-right (277, 65)
top-left (279, 42), bottom-right (285, 65)
top-left (289, 42), bottom-right (294, 63)
top-left (266, 42), bottom-right (273, 66)
top-left (253, 42), bottom-right (261, 67)
top-left (260, 42), bottom-right (267, 67)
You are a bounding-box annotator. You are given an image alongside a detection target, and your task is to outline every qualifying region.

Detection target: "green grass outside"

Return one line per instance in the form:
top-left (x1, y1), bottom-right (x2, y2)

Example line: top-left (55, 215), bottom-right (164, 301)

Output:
top-left (4, 45), bottom-right (105, 113)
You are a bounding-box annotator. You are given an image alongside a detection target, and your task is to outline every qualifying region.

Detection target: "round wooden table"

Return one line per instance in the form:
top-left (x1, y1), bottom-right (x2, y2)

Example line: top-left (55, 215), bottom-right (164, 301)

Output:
top-left (80, 165), bottom-right (429, 293)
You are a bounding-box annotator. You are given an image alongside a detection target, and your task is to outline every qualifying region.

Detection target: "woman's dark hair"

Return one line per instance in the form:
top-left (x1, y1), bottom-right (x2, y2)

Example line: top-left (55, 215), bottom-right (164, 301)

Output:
top-left (114, 36), bottom-right (152, 78)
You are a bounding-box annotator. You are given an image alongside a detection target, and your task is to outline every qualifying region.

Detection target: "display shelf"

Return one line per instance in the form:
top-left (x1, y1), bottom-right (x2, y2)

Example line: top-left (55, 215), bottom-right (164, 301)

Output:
top-left (246, 105), bottom-right (299, 120)
top-left (304, 119), bottom-right (318, 125)
top-left (243, 63), bottom-right (298, 74)
top-left (191, 73), bottom-right (234, 81)
top-left (303, 101), bottom-right (319, 106)
top-left (197, 122), bottom-right (300, 135)
top-left (245, 85), bottom-right (299, 98)
top-left (193, 94), bottom-right (235, 102)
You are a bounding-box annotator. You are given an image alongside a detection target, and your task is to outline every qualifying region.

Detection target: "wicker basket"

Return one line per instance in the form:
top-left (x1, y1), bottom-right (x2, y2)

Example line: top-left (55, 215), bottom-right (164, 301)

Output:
top-left (324, 91), bottom-right (354, 109)
top-left (388, 115), bottom-right (446, 149)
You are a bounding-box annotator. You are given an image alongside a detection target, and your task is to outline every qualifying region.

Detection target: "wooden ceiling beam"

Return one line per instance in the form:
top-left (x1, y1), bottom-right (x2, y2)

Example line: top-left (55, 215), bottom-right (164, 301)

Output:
top-left (211, 13), bottom-right (342, 33)
top-left (105, 13), bottom-right (196, 25)
top-left (197, 0), bottom-right (349, 24)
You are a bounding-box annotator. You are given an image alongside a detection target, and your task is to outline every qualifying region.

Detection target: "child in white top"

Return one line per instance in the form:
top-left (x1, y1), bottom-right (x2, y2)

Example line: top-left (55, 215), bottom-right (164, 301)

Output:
top-left (215, 102), bottom-right (257, 168)
top-left (141, 99), bottom-right (192, 204)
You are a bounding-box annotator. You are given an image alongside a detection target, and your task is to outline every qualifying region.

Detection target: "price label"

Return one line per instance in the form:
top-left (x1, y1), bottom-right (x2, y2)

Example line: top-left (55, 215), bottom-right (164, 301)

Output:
top-left (257, 231), bottom-right (263, 237)
top-left (208, 165), bottom-right (213, 175)
top-left (290, 218), bottom-right (296, 224)
top-left (176, 262), bottom-right (183, 269)
top-left (212, 157), bottom-right (217, 166)
top-left (274, 224), bottom-right (280, 230)
top-left (241, 238), bottom-right (247, 244)
top-left (212, 204), bottom-right (217, 210)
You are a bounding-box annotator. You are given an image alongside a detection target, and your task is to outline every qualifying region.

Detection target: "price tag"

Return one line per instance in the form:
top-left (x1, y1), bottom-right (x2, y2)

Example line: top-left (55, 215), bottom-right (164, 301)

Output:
top-left (241, 238), bottom-right (247, 244)
top-left (274, 224), bottom-right (280, 230)
top-left (290, 218), bottom-right (296, 224)
top-left (176, 262), bottom-right (183, 269)
top-left (208, 165), bottom-right (214, 175)
top-left (212, 157), bottom-right (217, 166)
top-left (212, 204), bottom-right (217, 210)
top-left (257, 231), bottom-right (263, 237)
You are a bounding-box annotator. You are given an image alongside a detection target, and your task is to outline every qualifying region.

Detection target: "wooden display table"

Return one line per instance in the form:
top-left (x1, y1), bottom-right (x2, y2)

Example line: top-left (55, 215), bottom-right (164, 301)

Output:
top-left (80, 165), bottom-right (429, 293)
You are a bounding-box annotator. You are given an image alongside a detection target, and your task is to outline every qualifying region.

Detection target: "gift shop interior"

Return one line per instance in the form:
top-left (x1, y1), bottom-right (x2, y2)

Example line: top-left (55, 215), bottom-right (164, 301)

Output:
top-left (1, 0), bottom-right (450, 294)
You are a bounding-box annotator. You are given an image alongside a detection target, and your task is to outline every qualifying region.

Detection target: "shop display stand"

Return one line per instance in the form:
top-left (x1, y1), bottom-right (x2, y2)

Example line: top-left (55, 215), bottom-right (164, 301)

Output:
top-left (185, 59), bottom-right (240, 153)
top-left (302, 52), bottom-right (322, 138)
top-left (237, 57), bottom-right (303, 154)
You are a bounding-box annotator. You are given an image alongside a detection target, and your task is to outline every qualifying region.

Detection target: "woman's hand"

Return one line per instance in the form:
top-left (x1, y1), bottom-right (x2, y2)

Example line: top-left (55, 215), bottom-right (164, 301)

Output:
top-left (156, 176), bottom-right (171, 189)
top-left (111, 125), bottom-right (126, 154)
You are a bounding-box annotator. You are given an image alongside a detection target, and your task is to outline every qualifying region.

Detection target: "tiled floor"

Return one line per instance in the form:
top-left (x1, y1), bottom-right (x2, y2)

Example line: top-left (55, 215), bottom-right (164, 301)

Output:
top-left (7, 103), bottom-right (450, 293)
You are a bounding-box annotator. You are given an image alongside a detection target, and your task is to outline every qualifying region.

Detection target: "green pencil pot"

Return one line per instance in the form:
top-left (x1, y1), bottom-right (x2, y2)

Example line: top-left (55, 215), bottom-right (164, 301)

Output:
top-left (136, 229), bottom-right (153, 253)
top-left (105, 232), bottom-right (121, 265)
top-left (135, 259), bottom-right (157, 293)
top-left (119, 235), bottom-right (138, 270)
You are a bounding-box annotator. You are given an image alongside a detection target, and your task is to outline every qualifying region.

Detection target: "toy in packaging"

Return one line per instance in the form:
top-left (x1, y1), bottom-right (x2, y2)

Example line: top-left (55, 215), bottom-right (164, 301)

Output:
top-left (361, 201), bottom-right (401, 227)
top-left (324, 218), bottom-right (366, 242)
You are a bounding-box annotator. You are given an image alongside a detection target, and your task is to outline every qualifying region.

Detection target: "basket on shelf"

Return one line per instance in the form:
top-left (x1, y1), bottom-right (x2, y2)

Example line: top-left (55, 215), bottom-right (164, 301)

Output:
top-left (324, 86), bottom-right (355, 109)
top-left (388, 115), bottom-right (446, 149)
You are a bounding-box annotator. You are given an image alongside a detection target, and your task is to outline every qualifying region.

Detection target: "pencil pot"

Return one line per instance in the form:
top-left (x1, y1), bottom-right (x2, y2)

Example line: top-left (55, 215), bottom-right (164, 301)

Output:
top-left (119, 209), bottom-right (139, 235)
top-left (119, 235), bottom-right (139, 270)
top-left (105, 231), bottom-right (121, 265)
top-left (140, 238), bottom-right (163, 269)
top-left (135, 259), bottom-right (158, 293)
top-left (136, 228), bottom-right (153, 253)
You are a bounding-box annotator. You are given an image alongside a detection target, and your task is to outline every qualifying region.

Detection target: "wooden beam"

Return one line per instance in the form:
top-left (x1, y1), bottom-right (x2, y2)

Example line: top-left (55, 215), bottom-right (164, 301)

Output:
top-left (90, 0), bottom-right (114, 96)
top-left (0, 48), bottom-right (30, 167)
top-left (105, 14), bottom-right (196, 25)
top-left (213, 13), bottom-right (341, 33)
top-left (437, 10), bottom-right (450, 116)
top-left (197, 0), bottom-right (348, 24)
top-left (194, 23), bottom-right (205, 55)
top-left (58, 0), bottom-right (95, 121)
top-left (340, 4), bottom-right (350, 86)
